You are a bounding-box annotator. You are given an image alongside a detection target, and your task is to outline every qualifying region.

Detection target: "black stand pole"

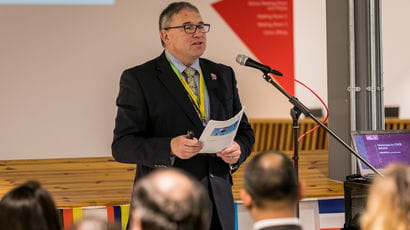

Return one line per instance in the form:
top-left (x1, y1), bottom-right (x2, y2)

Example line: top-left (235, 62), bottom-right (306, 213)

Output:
top-left (261, 73), bottom-right (383, 177)
top-left (290, 107), bottom-right (302, 181)
top-left (290, 106), bottom-right (302, 217)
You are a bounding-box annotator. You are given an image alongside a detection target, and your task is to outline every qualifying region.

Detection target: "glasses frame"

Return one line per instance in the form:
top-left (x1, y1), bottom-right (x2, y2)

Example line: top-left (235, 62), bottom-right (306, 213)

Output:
top-left (164, 23), bottom-right (211, 34)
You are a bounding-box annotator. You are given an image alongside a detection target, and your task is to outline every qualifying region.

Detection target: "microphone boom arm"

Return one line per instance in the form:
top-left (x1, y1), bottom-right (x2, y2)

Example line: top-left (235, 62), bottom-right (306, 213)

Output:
top-left (261, 73), bottom-right (383, 177)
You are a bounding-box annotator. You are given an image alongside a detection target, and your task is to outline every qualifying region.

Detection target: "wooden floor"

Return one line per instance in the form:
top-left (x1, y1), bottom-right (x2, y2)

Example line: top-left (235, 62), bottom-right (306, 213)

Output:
top-left (0, 150), bottom-right (343, 208)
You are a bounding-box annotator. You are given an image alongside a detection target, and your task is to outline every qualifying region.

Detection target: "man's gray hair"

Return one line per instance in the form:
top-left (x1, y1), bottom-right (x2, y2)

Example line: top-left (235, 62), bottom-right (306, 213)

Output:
top-left (159, 2), bottom-right (199, 30)
top-left (158, 2), bottom-right (200, 47)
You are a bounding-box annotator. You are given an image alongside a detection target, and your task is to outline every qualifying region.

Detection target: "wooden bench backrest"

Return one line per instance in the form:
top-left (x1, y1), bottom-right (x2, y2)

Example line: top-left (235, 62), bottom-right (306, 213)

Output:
top-left (249, 118), bottom-right (410, 152)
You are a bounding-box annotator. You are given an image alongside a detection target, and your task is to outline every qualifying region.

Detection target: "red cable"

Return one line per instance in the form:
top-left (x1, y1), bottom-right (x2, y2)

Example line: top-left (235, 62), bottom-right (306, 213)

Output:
top-left (268, 73), bottom-right (329, 142)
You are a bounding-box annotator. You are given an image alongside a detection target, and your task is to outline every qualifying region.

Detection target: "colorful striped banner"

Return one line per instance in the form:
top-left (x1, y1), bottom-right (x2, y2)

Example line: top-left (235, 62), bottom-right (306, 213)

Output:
top-left (57, 199), bottom-right (346, 230)
top-left (61, 208), bottom-right (83, 229)
top-left (120, 205), bottom-right (130, 230)
top-left (106, 206), bottom-right (115, 223)
top-left (318, 198), bottom-right (344, 230)
top-left (73, 208), bottom-right (83, 224)
top-left (106, 205), bottom-right (129, 230)
top-left (234, 202), bottom-right (238, 230)
top-left (62, 209), bottom-right (73, 230)
top-left (60, 205), bottom-right (129, 230)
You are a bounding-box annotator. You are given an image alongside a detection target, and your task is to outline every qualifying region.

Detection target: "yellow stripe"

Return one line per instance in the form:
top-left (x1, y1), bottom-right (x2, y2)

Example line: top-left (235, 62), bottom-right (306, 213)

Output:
top-left (72, 208), bottom-right (83, 223)
top-left (166, 54), bottom-right (207, 122)
top-left (198, 70), bottom-right (206, 121)
top-left (120, 205), bottom-right (130, 230)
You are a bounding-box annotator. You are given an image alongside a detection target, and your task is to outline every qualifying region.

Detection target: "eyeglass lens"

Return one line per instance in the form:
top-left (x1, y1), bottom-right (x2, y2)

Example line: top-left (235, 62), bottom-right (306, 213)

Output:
top-left (184, 24), bottom-right (210, 34)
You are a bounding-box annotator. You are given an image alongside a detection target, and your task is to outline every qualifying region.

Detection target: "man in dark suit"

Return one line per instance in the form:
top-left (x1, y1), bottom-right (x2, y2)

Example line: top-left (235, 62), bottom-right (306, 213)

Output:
top-left (240, 150), bottom-right (304, 230)
top-left (111, 2), bottom-right (254, 230)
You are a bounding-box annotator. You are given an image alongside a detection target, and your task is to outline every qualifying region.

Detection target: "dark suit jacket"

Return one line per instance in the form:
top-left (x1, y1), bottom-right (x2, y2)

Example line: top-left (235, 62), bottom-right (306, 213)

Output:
top-left (112, 52), bottom-right (254, 230)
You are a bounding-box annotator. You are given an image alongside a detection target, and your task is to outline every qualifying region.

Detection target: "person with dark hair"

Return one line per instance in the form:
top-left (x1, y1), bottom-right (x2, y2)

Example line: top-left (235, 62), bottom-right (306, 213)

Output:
top-left (240, 150), bottom-right (303, 230)
top-left (130, 168), bottom-right (208, 230)
top-left (112, 1), bottom-right (254, 229)
top-left (0, 180), bottom-right (62, 230)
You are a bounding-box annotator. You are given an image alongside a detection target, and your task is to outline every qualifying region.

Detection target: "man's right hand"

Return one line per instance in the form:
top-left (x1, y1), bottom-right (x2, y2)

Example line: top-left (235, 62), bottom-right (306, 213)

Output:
top-left (170, 135), bottom-right (203, 159)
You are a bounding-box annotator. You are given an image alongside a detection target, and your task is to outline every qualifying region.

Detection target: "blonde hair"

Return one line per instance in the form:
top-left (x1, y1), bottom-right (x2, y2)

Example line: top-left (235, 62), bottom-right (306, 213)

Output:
top-left (360, 163), bottom-right (410, 230)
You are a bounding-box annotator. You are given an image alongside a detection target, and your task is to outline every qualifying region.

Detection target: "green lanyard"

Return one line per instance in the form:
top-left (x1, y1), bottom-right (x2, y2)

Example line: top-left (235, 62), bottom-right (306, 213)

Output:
top-left (166, 55), bottom-right (207, 122)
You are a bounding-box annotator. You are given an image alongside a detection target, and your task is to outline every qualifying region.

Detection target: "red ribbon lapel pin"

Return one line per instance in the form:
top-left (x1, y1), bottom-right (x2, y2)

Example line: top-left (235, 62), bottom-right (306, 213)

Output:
top-left (210, 73), bottom-right (217, 80)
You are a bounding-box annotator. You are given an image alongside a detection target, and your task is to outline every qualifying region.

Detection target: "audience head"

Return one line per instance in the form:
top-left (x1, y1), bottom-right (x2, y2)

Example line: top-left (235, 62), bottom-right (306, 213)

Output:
top-left (69, 217), bottom-right (120, 230)
top-left (241, 150), bottom-right (301, 218)
top-left (130, 168), bottom-right (208, 230)
top-left (360, 163), bottom-right (410, 230)
top-left (0, 180), bottom-right (62, 230)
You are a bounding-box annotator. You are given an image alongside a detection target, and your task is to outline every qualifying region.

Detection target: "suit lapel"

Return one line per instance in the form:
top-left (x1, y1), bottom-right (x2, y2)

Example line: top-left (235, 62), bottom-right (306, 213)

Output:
top-left (155, 53), bottom-right (203, 128)
top-left (200, 60), bottom-right (223, 120)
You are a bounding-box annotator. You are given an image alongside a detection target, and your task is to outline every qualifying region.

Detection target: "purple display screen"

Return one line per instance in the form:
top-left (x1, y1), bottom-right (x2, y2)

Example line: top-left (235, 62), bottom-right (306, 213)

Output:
top-left (353, 132), bottom-right (410, 169)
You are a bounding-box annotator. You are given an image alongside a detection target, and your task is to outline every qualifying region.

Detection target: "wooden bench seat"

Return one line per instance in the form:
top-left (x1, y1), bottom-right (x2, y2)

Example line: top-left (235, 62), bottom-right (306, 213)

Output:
top-left (0, 150), bottom-right (343, 208)
top-left (231, 150), bottom-right (343, 200)
top-left (0, 157), bottom-right (135, 208)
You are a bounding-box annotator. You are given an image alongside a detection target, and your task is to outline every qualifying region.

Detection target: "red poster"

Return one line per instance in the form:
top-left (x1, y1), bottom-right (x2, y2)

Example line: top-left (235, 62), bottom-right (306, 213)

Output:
top-left (212, 0), bottom-right (294, 95)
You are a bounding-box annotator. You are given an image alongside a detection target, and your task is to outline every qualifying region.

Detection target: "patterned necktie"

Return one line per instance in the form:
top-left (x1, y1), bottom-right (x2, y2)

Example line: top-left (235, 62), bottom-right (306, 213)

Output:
top-left (183, 67), bottom-right (198, 98)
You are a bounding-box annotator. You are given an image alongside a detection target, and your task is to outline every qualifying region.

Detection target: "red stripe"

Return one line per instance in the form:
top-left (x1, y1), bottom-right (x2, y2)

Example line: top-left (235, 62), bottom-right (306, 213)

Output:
top-left (62, 209), bottom-right (74, 230)
top-left (321, 228), bottom-right (342, 230)
top-left (106, 206), bottom-right (115, 222)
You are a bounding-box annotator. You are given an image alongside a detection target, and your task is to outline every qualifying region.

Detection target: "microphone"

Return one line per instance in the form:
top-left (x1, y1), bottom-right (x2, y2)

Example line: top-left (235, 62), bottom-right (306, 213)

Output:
top-left (236, 54), bottom-right (283, 76)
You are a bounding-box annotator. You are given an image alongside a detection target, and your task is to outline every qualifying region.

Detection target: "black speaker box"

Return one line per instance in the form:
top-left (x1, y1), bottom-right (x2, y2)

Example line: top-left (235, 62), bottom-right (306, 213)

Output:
top-left (343, 177), bottom-right (371, 230)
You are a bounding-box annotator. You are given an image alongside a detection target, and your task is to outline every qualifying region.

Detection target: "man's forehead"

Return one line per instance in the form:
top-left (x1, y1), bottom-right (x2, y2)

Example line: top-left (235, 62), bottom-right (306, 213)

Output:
top-left (170, 9), bottom-right (203, 24)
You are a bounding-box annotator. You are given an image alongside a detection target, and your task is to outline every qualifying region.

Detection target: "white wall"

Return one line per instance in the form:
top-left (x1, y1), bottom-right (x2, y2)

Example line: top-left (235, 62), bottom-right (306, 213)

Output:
top-left (382, 0), bottom-right (410, 118)
top-left (0, 0), bottom-right (292, 160)
top-left (0, 0), bottom-right (406, 160)
top-left (293, 0), bottom-right (410, 120)
top-left (294, 0), bottom-right (410, 120)
top-left (294, 0), bottom-right (327, 116)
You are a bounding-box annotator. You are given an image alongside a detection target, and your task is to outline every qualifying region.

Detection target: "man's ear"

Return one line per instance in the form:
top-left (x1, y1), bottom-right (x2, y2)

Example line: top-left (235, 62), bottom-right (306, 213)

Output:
top-left (240, 188), bottom-right (252, 209)
top-left (160, 30), bottom-right (169, 44)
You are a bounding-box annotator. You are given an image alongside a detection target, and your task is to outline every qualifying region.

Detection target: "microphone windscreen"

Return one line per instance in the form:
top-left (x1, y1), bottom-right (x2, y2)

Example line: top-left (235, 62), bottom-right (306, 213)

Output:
top-left (236, 54), bottom-right (248, 66)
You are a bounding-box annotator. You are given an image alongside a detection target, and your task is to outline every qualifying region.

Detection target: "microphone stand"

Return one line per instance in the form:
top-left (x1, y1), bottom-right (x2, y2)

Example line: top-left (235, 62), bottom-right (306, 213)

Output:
top-left (260, 72), bottom-right (383, 178)
top-left (290, 106), bottom-right (302, 217)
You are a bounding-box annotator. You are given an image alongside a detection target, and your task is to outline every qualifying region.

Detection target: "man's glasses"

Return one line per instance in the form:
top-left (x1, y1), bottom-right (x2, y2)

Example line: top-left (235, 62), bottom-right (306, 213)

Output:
top-left (164, 23), bottom-right (211, 34)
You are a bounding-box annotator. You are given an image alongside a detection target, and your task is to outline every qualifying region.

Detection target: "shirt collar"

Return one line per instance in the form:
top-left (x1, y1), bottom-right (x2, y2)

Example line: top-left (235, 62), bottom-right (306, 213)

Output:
top-left (253, 217), bottom-right (300, 230)
top-left (165, 50), bottom-right (200, 74)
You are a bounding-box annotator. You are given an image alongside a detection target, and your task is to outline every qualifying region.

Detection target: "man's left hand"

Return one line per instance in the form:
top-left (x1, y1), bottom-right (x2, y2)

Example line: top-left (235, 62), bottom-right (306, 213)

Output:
top-left (217, 141), bottom-right (241, 164)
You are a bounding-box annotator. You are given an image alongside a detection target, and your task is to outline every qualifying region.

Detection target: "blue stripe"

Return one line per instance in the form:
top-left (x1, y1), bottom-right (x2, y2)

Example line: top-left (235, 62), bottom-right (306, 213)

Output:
top-left (318, 198), bottom-right (344, 214)
top-left (113, 206), bottom-right (122, 223)
top-left (0, 0), bottom-right (114, 4)
top-left (234, 202), bottom-right (238, 230)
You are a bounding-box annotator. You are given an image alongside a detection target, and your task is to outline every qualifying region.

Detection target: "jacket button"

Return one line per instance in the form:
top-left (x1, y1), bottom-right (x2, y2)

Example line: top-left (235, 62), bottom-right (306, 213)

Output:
top-left (210, 173), bottom-right (214, 178)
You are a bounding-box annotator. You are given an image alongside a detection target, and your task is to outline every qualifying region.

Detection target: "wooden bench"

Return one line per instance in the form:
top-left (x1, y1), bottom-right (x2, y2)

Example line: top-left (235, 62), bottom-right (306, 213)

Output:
top-left (0, 157), bottom-right (135, 208)
top-left (249, 118), bottom-right (410, 152)
top-left (249, 118), bottom-right (328, 152)
top-left (0, 150), bottom-right (342, 208)
top-left (231, 150), bottom-right (343, 200)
